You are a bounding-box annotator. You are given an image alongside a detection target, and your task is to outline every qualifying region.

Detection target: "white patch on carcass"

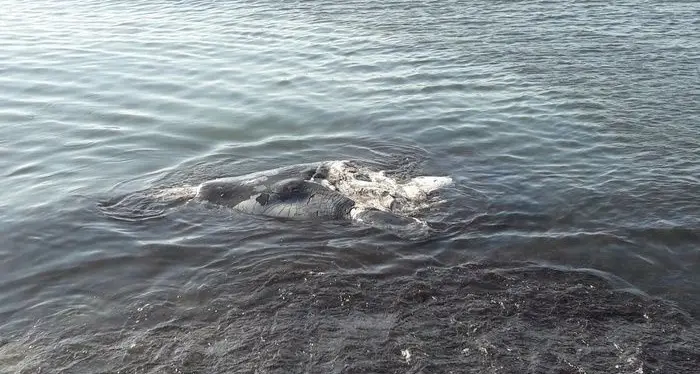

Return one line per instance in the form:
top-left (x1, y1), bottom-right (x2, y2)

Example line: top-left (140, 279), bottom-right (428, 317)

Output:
top-left (348, 207), bottom-right (364, 221)
top-left (151, 186), bottom-right (198, 201)
top-left (320, 160), bottom-right (452, 216)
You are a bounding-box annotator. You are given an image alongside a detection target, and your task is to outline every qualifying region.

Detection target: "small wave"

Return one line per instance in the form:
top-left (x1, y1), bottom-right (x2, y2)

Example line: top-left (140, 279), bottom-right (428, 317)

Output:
top-left (98, 187), bottom-right (196, 222)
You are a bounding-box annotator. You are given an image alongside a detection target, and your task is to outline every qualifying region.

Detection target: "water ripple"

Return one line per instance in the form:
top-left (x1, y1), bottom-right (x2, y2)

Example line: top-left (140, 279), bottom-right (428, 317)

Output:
top-left (2, 0), bottom-right (700, 371)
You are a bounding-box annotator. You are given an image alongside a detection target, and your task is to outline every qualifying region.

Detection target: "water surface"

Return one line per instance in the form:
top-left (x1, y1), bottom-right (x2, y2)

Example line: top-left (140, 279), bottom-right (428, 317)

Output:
top-left (1, 0), bottom-right (699, 372)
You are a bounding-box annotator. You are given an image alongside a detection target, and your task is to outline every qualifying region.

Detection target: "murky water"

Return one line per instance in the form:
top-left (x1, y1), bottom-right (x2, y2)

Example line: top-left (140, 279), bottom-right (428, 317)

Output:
top-left (1, 0), bottom-right (699, 372)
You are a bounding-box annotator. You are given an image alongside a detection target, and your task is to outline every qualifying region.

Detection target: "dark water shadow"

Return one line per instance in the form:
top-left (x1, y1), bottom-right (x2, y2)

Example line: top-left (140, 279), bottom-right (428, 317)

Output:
top-left (3, 260), bottom-right (698, 373)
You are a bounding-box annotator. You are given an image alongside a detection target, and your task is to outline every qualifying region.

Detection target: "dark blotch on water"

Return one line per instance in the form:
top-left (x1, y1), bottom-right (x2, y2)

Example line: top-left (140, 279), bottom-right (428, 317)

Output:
top-left (12, 262), bottom-right (699, 373)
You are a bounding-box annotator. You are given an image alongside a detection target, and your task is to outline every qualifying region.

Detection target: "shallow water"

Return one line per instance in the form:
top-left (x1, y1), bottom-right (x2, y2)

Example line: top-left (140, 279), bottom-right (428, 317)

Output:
top-left (1, 0), bottom-right (699, 372)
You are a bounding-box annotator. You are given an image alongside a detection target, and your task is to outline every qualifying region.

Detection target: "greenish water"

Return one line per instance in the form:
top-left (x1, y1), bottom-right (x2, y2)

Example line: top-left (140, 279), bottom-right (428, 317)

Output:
top-left (1, 0), bottom-right (699, 372)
